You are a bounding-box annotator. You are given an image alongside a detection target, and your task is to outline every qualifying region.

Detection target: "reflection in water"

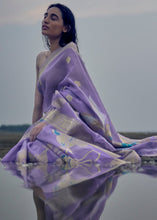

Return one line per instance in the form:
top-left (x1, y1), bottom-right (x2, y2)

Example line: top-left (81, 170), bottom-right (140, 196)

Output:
top-left (1, 160), bottom-right (157, 220)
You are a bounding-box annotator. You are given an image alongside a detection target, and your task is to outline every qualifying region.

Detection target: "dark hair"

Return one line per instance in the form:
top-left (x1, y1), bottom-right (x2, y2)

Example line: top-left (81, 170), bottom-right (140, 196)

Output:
top-left (43, 3), bottom-right (78, 49)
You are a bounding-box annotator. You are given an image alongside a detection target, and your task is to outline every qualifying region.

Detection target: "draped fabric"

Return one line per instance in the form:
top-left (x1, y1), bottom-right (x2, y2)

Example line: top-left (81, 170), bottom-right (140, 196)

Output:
top-left (2, 42), bottom-right (157, 172)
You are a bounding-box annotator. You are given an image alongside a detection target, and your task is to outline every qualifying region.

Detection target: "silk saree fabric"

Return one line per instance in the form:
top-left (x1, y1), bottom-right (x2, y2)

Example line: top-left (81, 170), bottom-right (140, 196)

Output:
top-left (2, 42), bottom-right (157, 172)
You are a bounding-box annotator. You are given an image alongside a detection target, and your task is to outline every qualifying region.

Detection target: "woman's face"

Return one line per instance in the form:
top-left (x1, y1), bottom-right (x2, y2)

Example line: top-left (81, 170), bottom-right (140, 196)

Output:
top-left (42, 7), bottom-right (67, 40)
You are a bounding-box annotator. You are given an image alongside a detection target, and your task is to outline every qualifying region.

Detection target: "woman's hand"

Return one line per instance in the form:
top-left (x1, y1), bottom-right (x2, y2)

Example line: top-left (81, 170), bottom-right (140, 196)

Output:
top-left (30, 121), bottom-right (46, 142)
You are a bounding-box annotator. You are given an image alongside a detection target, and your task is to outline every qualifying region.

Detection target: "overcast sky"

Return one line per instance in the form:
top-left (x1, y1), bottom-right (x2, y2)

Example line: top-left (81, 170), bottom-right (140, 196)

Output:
top-left (0, 0), bottom-right (157, 132)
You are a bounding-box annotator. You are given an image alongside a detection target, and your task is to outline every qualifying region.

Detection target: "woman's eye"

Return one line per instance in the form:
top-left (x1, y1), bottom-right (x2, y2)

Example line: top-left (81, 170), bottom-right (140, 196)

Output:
top-left (51, 16), bottom-right (57, 21)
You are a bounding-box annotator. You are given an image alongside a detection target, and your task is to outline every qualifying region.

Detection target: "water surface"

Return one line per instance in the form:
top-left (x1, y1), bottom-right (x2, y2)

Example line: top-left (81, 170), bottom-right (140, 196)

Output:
top-left (0, 161), bottom-right (157, 220)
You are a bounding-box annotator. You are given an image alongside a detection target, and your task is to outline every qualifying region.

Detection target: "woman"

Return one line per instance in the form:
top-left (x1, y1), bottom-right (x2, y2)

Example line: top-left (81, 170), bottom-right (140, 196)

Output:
top-left (2, 3), bottom-right (157, 167)
top-left (31, 4), bottom-right (77, 142)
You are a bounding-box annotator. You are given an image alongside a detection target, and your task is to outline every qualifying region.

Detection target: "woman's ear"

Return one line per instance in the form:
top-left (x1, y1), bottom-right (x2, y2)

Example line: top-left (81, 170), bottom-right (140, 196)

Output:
top-left (63, 25), bottom-right (71, 33)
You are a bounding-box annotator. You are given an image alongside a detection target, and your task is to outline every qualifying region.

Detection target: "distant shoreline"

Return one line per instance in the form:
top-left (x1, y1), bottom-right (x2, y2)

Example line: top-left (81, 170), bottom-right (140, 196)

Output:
top-left (0, 124), bottom-right (30, 133)
top-left (119, 131), bottom-right (157, 139)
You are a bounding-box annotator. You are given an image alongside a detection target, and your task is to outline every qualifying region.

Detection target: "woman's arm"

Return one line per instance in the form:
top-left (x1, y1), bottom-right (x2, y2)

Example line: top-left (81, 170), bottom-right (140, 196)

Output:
top-left (32, 53), bottom-right (43, 124)
top-left (32, 87), bottom-right (43, 124)
top-left (30, 53), bottom-right (47, 142)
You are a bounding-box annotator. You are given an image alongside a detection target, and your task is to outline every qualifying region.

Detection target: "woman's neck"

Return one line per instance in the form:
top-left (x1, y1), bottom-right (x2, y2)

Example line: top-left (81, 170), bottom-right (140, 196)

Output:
top-left (49, 39), bottom-right (61, 53)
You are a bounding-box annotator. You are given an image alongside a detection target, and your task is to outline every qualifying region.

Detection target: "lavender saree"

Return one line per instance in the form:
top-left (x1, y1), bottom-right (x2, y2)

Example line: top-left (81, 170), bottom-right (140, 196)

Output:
top-left (2, 42), bottom-right (157, 172)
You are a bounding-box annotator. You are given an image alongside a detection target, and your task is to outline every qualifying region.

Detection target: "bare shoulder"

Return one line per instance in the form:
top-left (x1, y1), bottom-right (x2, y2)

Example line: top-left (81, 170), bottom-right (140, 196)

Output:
top-left (36, 51), bottom-right (50, 75)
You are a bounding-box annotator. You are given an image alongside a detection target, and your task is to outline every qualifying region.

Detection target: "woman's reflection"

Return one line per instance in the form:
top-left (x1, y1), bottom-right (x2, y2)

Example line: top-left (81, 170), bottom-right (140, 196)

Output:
top-left (32, 169), bottom-right (118, 220)
top-left (2, 160), bottom-right (157, 220)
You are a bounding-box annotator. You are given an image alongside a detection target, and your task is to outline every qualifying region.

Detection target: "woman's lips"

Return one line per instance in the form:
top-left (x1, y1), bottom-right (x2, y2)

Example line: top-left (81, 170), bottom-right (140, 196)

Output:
top-left (42, 25), bottom-right (49, 30)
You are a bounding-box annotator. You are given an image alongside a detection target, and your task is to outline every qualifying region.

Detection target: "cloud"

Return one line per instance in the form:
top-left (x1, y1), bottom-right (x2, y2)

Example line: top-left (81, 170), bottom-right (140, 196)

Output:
top-left (70, 0), bottom-right (157, 17)
top-left (0, 0), bottom-right (157, 26)
top-left (0, 0), bottom-right (47, 25)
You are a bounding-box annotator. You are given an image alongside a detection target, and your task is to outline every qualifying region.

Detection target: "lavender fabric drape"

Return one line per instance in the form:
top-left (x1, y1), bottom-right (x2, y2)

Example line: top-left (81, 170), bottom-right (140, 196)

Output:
top-left (2, 42), bottom-right (157, 170)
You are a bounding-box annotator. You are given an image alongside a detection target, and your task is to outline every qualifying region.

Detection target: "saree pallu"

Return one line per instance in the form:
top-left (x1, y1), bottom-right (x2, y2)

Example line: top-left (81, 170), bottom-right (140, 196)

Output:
top-left (2, 42), bottom-right (157, 174)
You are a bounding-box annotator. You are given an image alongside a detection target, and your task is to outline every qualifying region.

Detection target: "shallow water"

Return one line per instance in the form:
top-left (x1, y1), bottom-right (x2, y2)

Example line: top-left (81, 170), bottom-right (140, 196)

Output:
top-left (0, 161), bottom-right (157, 220)
top-left (0, 163), bottom-right (36, 220)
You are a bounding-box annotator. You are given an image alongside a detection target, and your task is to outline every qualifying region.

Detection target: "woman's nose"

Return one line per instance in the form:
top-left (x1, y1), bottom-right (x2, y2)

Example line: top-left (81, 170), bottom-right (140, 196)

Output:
top-left (43, 16), bottom-right (49, 24)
